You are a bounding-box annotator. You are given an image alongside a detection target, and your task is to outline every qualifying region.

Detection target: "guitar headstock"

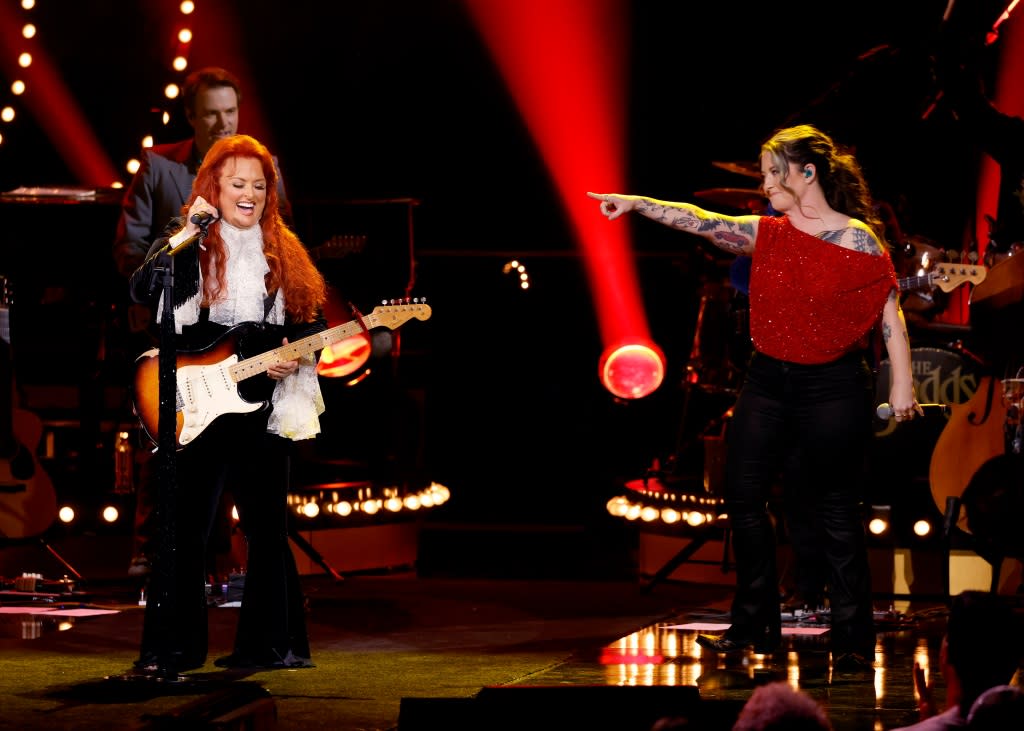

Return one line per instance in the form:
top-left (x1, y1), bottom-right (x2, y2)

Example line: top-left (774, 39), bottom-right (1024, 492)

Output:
top-left (929, 263), bottom-right (988, 293)
top-left (370, 298), bottom-right (432, 327)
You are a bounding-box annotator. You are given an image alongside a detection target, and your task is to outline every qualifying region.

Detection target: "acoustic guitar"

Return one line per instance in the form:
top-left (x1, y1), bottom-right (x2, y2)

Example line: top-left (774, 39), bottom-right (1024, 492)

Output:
top-left (0, 279), bottom-right (58, 540)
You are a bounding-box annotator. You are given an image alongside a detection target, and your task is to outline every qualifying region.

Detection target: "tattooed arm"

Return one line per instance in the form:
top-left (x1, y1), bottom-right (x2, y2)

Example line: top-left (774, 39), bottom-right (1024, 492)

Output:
top-left (587, 191), bottom-right (759, 256)
top-left (881, 288), bottom-right (923, 420)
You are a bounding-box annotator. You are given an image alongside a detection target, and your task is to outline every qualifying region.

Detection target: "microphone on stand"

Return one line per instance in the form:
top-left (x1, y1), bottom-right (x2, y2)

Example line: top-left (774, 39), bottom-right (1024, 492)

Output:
top-left (190, 209), bottom-right (218, 228)
top-left (875, 402), bottom-right (950, 420)
top-left (168, 209), bottom-right (219, 256)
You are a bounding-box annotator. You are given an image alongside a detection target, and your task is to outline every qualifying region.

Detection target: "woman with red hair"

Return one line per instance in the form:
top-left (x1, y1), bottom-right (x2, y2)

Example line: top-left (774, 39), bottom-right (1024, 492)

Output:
top-left (128, 134), bottom-right (327, 674)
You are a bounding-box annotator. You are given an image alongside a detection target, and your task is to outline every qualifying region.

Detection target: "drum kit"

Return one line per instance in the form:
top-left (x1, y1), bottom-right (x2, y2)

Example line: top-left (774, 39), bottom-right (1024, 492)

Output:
top-left (696, 160), bottom-right (765, 214)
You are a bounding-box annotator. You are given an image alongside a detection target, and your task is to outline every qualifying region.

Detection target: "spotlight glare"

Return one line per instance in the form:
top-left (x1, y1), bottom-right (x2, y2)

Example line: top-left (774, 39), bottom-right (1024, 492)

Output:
top-left (661, 508), bottom-right (681, 524)
top-left (600, 342), bottom-right (666, 400)
top-left (606, 496), bottom-right (629, 517)
top-left (428, 483), bottom-right (450, 503)
top-left (686, 511), bottom-right (706, 527)
top-left (18, 52), bottom-right (32, 68)
top-left (173, 56), bottom-right (188, 72)
top-left (640, 506), bottom-right (659, 522)
top-left (301, 501), bottom-right (320, 518)
top-left (178, 29), bottom-right (193, 43)
top-left (11, 81), bottom-right (25, 95)
top-left (101, 506), bottom-right (119, 523)
top-left (1, 107), bottom-right (14, 123)
top-left (868, 518), bottom-right (889, 535)
top-left (21, 24), bottom-right (35, 39)
top-left (913, 520), bottom-right (932, 537)
top-left (58, 506), bottom-right (75, 524)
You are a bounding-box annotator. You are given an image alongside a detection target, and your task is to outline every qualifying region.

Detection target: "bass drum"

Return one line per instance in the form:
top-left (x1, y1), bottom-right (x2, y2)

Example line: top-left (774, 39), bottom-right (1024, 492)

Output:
top-left (869, 347), bottom-right (981, 508)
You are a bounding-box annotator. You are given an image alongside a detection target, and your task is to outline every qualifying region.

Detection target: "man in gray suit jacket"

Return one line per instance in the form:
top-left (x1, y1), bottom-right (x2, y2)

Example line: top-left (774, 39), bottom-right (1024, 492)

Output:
top-left (114, 66), bottom-right (290, 577)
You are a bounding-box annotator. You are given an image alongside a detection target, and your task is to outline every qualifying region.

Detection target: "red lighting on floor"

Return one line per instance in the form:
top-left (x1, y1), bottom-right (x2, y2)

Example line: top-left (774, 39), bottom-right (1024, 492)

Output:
top-left (599, 648), bottom-right (665, 665)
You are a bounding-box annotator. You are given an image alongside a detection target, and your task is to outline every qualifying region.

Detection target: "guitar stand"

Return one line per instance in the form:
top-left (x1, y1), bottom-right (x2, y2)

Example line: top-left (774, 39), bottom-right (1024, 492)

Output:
top-left (0, 533), bottom-right (84, 583)
top-left (287, 515), bottom-right (344, 583)
top-left (36, 534), bottom-right (83, 581)
top-left (640, 523), bottom-right (731, 594)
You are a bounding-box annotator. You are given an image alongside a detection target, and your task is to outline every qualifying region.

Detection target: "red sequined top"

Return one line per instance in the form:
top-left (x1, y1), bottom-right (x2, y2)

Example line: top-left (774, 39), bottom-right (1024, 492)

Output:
top-left (749, 215), bottom-right (897, 364)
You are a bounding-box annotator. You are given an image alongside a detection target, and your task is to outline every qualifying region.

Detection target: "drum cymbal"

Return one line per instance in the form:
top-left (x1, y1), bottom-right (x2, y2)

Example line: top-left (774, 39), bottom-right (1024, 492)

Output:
top-left (711, 160), bottom-right (761, 179)
top-left (693, 187), bottom-right (766, 212)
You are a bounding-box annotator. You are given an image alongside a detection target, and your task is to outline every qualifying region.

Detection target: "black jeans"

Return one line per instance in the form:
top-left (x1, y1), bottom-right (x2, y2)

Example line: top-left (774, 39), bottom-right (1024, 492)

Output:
top-left (724, 350), bottom-right (876, 656)
top-left (139, 412), bottom-right (310, 669)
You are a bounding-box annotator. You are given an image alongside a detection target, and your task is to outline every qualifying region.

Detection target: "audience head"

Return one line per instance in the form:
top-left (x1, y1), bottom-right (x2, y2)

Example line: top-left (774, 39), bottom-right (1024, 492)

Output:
top-left (945, 590), bottom-right (1024, 716)
top-left (731, 681), bottom-right (832, 731)
top-left (965, 684), bottom-right (1024, 729)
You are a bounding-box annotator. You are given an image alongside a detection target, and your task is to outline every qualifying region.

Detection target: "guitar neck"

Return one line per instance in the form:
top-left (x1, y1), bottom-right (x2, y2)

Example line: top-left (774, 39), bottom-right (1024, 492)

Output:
top-left (228, 313), bottom-right (385, 383)
top-left (897, 273), bottom-right (935, 293)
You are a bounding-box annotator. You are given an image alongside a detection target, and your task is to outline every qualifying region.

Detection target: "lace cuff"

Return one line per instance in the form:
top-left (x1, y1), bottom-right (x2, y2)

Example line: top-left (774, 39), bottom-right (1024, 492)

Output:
top-left (268, 355), bottom-right (325, 440)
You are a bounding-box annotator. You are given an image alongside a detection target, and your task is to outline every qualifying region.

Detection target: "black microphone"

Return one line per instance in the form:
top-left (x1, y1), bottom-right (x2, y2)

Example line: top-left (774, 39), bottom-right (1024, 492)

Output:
top-left (190, 209), bottom-right (218, 228)
top-left (875, 403), bottom-right (950, 420)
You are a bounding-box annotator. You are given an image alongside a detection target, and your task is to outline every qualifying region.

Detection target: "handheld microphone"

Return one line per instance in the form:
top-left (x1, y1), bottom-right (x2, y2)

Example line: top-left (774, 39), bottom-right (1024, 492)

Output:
top-left (190, 209), bottom-right (218, 228)
top-left (875, 403), bottom-right (949, 420)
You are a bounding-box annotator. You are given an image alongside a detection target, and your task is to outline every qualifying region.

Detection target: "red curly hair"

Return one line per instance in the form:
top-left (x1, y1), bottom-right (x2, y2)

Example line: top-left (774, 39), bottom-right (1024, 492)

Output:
top-left (184, 134), bottom-right (326, 322)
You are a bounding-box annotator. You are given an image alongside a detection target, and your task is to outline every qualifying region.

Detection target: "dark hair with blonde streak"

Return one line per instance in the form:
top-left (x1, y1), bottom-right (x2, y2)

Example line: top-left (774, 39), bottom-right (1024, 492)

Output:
top-left (761, 124), bottom-right (888, 251)
top-left (184, 134), bottom-right (326, 322)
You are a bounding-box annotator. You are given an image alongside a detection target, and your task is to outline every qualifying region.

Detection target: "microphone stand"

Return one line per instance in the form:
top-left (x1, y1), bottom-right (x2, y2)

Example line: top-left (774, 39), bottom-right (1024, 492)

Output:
top-left (137, 223), bottom-right (209, 682)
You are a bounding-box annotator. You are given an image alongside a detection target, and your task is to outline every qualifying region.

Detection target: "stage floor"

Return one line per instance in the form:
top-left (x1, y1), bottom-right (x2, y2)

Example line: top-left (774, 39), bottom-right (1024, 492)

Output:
top-left (0, 570), bottom-right (975, 731)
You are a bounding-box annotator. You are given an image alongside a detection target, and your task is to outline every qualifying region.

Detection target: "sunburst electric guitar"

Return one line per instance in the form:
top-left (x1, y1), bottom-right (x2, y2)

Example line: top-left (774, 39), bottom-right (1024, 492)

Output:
top-left (133, 301), bottom-right (431, 450)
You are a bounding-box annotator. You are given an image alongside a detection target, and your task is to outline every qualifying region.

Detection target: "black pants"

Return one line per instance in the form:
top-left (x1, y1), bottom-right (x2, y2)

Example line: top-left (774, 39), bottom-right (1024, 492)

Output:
top-left (139, 412), bottom-right (310, 669)
top-left (724, 350), bottom-right (876, 656)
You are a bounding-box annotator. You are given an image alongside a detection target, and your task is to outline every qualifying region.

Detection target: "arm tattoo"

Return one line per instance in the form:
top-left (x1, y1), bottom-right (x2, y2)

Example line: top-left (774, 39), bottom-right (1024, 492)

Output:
top-left (849, 227), bottom-right (882, 254)
top-left (713, 220), bottom-right (755, 254)
top-left (635, 200), bottom-right (754, 253)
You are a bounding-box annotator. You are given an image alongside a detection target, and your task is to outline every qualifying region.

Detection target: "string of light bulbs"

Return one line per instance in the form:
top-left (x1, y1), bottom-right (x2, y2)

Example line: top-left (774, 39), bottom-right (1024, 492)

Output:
top-left (0, 1), bottom-right (200, 188)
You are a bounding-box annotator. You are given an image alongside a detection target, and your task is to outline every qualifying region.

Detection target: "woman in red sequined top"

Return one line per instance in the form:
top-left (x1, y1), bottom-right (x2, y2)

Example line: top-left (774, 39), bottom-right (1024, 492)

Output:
top-left (589, 124), bottom-right (922, 671)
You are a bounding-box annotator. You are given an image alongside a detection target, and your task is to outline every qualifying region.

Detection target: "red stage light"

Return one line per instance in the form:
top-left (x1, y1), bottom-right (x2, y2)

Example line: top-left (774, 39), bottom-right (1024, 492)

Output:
top-left (599, 342), bottom-right (665, 400)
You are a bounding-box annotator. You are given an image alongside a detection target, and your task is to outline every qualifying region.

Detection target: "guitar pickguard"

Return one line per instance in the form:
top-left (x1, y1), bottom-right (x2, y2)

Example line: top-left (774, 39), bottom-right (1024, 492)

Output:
top-left (176, 355), bottom-right (265, 447)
